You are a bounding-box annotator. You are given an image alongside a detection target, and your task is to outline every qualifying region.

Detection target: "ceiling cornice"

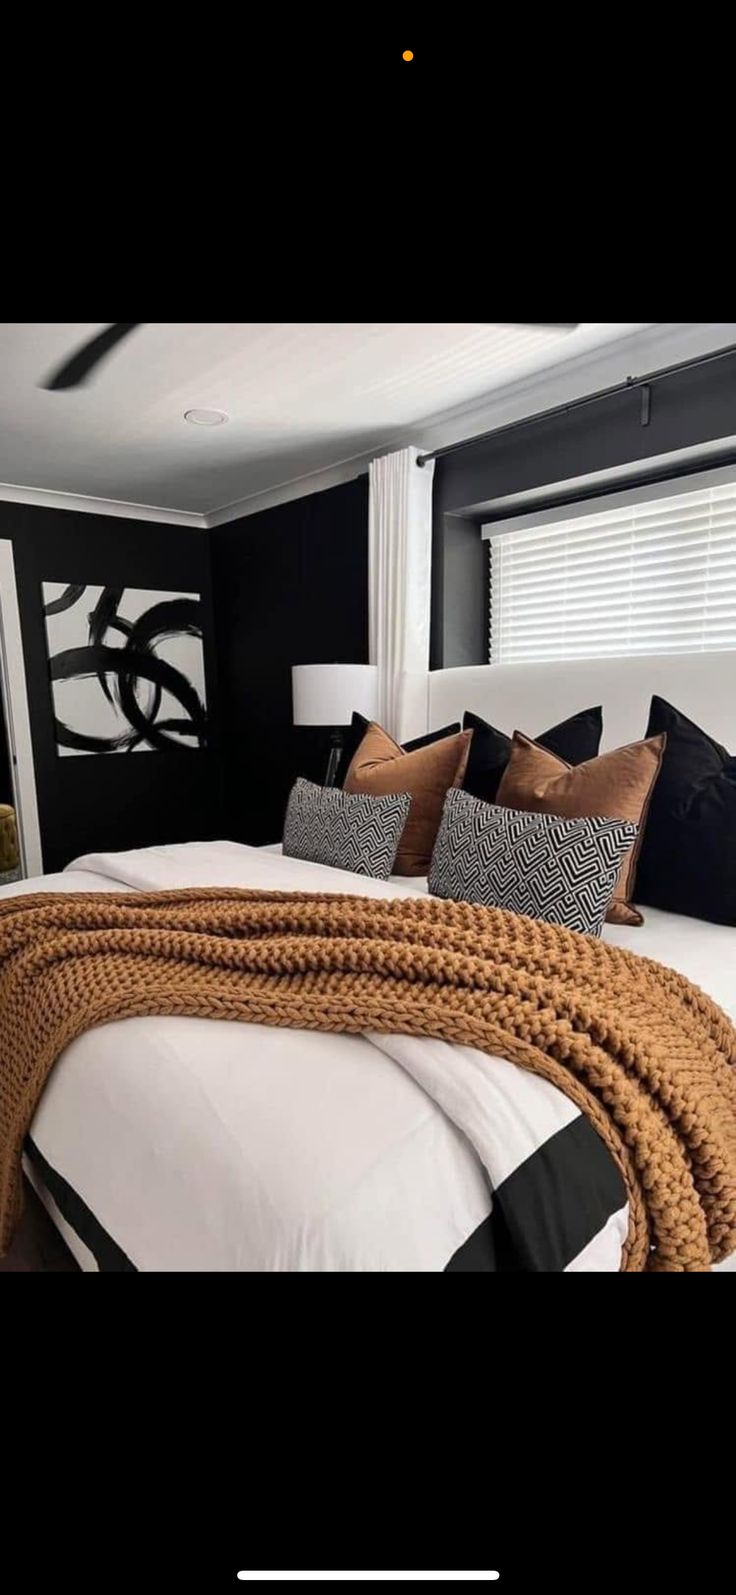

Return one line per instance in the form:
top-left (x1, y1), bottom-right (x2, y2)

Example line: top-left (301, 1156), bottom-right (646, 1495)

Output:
top-left (0, 480), bottom-right (207, 529)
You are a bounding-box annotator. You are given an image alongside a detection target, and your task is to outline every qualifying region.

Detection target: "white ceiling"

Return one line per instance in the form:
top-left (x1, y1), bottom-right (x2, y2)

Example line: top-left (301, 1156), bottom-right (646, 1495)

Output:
top-left (0, 323), bottom-right (732, 525)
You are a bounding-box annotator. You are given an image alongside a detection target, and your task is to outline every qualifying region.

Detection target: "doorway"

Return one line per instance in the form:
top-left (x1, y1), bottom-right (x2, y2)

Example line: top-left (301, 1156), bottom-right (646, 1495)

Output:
top-left (0, 539), bottom-right (42, 880)
top-left (0, 686), bottom-right (20, 882)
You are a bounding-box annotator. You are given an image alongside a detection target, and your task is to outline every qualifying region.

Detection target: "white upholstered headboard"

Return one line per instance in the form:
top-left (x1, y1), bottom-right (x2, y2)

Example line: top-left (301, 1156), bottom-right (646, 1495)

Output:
top-left (427, 651), bottom-right (736, 752)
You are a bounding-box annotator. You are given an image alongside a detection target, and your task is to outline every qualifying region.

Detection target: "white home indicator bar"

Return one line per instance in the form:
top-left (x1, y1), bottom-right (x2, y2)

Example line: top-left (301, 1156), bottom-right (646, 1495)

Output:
top-left (236, 1576), bottom-right (500, 1583)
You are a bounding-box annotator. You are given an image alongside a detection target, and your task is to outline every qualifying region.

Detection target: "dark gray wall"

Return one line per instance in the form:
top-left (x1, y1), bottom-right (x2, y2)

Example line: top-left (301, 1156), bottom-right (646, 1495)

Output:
top-left (210, 475), bottom-right (369, 845)
top-left (438, 514), bottom-right (489, 668)
top-left (431, 348), bottom-right (736, 667)
top-left (0, 502), bottom-right (221, 873)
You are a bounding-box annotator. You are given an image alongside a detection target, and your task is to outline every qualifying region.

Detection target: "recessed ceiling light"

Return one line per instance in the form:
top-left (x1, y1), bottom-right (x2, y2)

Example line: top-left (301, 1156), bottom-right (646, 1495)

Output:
top-left (184, 408), bottom-right (229, 426)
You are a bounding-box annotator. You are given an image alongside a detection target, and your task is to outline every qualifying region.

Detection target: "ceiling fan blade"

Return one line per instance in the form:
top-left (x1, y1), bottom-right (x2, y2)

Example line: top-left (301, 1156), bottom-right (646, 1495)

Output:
top-left (41, 322), bottom-right (142, 390)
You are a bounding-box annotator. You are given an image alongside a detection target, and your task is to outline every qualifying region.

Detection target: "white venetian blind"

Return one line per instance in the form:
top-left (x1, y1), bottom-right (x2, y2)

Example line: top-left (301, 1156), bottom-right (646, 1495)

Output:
top-left (486, 476), bottom-right (736, 664)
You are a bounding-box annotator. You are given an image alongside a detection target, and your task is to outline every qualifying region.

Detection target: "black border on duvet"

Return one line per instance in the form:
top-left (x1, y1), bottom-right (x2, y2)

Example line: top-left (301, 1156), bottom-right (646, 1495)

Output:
top-left (24, 1135), bottom-right (136, 1272)
top-left (25, 1111), bottom-right (627, 1274)
top-left (445, 1117), bottom-right (627, 1271)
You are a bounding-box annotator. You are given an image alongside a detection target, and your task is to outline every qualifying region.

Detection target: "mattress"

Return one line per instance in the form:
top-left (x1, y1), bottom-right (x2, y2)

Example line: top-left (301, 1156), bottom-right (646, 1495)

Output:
top-left (4, 840), bottom-right (734, 1273)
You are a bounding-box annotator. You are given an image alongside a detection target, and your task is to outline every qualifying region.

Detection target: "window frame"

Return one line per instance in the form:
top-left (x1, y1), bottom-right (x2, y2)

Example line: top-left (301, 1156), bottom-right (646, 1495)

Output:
top-left (482, 460), bottom-right (736, 667)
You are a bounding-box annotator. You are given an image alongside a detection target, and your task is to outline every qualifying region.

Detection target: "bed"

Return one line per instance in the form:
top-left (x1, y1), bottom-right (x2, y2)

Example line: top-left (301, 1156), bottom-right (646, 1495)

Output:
top-left (5, 649), bottom-right (736, 1273)
top-left (2, 837), bottom-right (731, 1275)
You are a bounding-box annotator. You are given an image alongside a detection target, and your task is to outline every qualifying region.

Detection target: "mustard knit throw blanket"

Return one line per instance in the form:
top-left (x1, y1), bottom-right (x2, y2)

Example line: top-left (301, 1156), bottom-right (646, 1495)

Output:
top-left (1, 887), bottom-right (735, 1270)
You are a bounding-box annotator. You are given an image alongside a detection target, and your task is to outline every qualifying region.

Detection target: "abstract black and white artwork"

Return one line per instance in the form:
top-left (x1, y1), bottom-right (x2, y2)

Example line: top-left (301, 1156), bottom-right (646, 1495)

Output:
top-left (42, 583), bottom-right (208, 756)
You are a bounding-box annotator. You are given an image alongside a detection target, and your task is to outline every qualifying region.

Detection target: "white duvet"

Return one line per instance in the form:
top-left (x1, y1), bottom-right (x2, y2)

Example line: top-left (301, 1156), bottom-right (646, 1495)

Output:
top-left (4, 841), bottom-right (734, 1273)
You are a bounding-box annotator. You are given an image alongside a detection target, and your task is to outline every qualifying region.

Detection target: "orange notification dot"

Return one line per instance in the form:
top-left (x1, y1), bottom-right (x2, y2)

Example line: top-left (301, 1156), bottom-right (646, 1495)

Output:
top-left (403, 50), bottom-right (414, 60)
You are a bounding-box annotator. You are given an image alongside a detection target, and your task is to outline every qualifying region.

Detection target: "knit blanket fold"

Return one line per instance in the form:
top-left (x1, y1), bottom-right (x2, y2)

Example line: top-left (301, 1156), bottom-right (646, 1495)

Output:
top-left (1, 887), bottom-right (735, 1271)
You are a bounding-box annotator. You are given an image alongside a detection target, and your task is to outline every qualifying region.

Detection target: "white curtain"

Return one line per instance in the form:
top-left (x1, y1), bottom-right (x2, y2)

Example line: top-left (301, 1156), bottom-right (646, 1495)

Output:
top-left (368, 445), bottom-right (435, 742)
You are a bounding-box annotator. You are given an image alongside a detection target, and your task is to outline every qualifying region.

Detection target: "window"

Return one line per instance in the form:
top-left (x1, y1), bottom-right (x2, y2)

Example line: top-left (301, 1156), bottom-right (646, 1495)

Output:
top-left (484, 469), bottom-right (736, 665)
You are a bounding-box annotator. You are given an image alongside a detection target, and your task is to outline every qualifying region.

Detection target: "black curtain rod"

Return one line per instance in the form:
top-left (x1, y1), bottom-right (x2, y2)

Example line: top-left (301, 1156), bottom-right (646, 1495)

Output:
top-left (415, 339), bottom-right (736, 468)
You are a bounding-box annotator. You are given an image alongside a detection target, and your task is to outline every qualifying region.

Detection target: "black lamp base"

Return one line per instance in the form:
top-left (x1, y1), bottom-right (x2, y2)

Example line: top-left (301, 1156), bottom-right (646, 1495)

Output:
top-left (324, 730), bottom-right (344, 787)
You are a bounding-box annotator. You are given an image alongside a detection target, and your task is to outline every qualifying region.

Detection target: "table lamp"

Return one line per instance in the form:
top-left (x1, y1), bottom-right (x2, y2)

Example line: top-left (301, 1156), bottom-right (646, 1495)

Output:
top-left (292, 663), bottom-right (379, 786)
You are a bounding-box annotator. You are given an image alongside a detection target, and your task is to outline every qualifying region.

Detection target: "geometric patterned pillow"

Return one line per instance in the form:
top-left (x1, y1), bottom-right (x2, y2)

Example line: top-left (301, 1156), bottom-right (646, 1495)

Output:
top-left (429, 788), bottom-right (639, 937)
top-left (283, 778), bottom-right (412, 880)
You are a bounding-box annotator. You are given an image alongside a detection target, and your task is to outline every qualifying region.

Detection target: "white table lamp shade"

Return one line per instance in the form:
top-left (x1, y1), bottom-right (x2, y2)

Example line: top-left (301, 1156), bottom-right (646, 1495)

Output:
top-left (292, 664), bottom-right (379, 727)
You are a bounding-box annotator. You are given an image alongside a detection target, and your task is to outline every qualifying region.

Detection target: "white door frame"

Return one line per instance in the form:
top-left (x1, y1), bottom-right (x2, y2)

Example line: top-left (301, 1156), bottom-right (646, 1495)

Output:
top-left (0, 539), bottom-right (43, 877)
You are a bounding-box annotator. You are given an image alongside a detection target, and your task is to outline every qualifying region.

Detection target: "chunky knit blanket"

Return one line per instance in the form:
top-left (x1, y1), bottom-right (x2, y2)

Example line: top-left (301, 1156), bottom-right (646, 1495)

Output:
top-left (1, 887), bottom-right (735, 1270)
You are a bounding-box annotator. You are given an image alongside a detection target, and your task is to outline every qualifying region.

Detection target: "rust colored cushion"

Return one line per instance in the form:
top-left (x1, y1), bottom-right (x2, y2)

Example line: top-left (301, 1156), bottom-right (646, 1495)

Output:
top-left (495, 730), bottom-right (666, 926)
top-left (343, 722), bottom-right (472, 875)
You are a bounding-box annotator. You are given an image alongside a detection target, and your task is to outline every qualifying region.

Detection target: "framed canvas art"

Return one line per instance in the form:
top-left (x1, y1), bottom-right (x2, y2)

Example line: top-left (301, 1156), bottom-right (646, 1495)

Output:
top-left (42, 582), bottom-right (208, 755)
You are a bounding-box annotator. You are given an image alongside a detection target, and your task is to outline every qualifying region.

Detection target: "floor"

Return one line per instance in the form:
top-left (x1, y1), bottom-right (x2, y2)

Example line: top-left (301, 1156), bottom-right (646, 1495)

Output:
top-left (0, 1180), bottom-right (80, 1272)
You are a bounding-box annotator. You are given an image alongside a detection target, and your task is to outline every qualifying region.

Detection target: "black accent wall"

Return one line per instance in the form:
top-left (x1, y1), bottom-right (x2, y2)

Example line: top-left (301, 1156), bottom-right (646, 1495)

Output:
top-left (431, 347), bottom-right (736, 667)
top-left (0, 502), bottom-right (221, 873)
top-left (210, 476), bottom-right (369, 845)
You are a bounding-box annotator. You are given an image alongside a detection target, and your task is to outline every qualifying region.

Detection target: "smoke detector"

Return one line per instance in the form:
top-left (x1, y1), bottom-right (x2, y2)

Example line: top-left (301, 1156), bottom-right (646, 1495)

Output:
top-left (184, 408), bottom-right (229, 427)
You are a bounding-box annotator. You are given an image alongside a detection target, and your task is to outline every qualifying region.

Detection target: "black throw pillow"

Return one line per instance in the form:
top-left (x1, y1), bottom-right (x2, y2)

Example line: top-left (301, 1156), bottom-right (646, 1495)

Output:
top-left (635, 696), bottom-right (736, 925)
top-left (462, 706), bottom-right (603, 803)
top-left (403, 722), bottom-right (462, 752)
top-left (339, 711), bottom-right (461, 785)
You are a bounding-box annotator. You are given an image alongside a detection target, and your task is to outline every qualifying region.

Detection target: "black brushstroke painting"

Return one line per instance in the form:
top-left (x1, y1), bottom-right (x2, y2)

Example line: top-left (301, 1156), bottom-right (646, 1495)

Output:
top-left (42, 583), bottom-right (208, 755)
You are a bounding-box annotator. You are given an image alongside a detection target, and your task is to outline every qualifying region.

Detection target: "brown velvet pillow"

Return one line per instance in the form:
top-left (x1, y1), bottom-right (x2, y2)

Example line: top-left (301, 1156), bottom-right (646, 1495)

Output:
top-left (495, 730), bottom-right (666, 926)
top-left (343, 722), bottom-right (472, 875)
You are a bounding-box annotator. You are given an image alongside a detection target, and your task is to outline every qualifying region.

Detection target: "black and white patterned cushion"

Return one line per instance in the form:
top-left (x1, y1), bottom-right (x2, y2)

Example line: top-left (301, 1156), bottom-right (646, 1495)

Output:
top-left (429, 788), bottom-right (638, 936)
top-left (283, 778), bottom-right (411, 879)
